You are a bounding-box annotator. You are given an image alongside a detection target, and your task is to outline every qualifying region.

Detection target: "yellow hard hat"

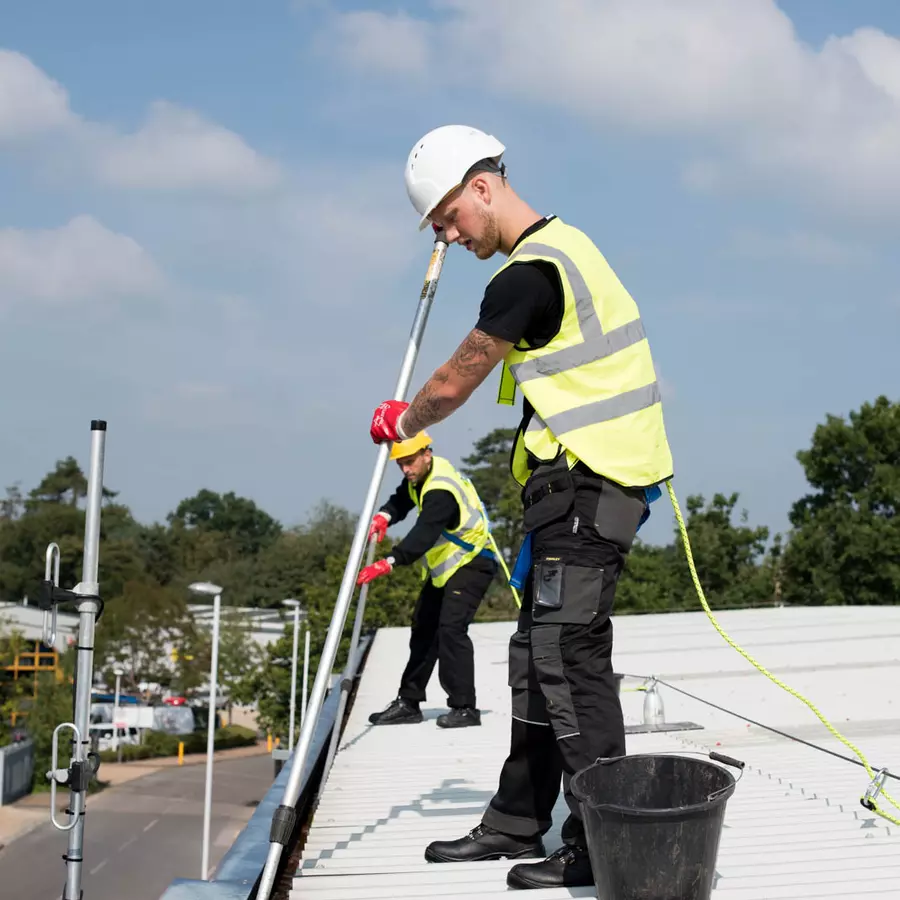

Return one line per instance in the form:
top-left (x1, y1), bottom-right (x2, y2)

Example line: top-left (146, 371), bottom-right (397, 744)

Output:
top-left (390, 431), bottom-right (433, 460)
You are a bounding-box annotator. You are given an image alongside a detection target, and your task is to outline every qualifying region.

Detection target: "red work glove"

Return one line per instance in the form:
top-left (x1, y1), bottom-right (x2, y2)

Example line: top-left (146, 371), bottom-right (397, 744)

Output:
top-left (368, 512), bottom-right (391, 543)
top-left (357, 557), bottom-right (393, 585)
top-left (370, 400), bottom-right (409, 444)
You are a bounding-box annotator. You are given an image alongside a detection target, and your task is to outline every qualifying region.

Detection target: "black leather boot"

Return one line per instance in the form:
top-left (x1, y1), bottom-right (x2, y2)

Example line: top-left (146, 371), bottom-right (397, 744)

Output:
top-left (436, 707), bottom-right (481, 728)
top-left (425, 824), bottom-right (545, 863)
top-left (368, 697), bottom-right (423, 725)
top-left (506, 844), bottom-right (594, 889)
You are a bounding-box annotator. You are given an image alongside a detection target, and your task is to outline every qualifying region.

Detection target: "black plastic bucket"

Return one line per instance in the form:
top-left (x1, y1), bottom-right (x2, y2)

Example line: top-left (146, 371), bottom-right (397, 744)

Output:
top-left (571, 753), bottom-right (741, 900)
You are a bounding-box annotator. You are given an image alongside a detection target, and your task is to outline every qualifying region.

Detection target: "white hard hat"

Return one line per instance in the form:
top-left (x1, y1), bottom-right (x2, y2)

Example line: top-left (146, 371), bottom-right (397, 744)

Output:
top-left (404, 125), bottom-right (506, 230)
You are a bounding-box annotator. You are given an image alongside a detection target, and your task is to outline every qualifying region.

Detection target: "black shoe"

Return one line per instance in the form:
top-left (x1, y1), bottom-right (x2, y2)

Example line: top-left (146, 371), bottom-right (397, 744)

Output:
top-left (506, 844), bottom-right (594, 889)
top-left (436, 707), bottom-right (481, 728)
top-left (368, 698), bottom-right (423, 725)
top-left (425, 824), bottom-right (545, 863)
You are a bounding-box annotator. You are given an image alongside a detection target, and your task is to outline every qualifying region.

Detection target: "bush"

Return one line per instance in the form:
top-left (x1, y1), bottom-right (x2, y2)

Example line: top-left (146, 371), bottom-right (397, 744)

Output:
top-left (97, 724), bottom-right (257, 763)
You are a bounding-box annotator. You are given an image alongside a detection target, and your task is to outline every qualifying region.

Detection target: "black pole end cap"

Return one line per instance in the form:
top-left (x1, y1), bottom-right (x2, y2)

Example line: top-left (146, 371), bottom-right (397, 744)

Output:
top-left (90, 420), bottom-right (107, 431)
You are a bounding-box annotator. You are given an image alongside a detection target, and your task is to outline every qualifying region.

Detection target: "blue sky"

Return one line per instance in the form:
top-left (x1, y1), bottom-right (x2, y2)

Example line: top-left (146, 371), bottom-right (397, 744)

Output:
top-left (1, 0), bottom-right (898, 549)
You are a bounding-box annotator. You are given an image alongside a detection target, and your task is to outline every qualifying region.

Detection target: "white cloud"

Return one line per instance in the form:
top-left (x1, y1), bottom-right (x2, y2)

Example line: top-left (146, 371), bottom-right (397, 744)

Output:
top-left (321, 0), bottom-right (900, 215)
top-left (729, 228), bottom-right (874, 265)
top-left (0, 50), bottom-right (75, 140)
top-left (0, 215), bottom-right (164, 305)
top-left (87, 101), bottom-right (281, 193)
top-left (0, 48), bottom-right (280, 193)
top-left (327, 11), bottom-right (430, 75)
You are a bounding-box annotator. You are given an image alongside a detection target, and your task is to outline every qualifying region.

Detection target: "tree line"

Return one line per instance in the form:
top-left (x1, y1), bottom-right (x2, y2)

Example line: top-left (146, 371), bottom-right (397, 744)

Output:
top-left (1, 394), bottom-right (898, 742)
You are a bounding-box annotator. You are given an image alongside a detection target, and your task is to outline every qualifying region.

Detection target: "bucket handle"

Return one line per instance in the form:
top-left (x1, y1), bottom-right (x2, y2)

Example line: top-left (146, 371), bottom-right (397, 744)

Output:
top-left (709, 751), bottom-right (745, 770)
top-left (591, 750), bottom-right (747, 803)
top-left (593, 751), bottom-right (746, 770)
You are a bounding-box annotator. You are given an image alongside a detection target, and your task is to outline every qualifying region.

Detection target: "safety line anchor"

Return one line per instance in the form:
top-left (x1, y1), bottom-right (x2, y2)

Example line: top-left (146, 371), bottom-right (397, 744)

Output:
top-left (861, 768), bottom-right (890, 812)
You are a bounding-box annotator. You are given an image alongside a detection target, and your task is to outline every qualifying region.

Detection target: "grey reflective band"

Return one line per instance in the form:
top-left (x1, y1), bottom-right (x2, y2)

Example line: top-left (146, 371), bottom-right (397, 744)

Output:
top-left (424, 475), bottom-right (482, 532)
top-left (510, 319), bottom-right (646, 383)
top-left (507, 241), bottom-right (595, 334)
top-left (539, 382), bottom-right (662, 436)
top-left (429, 544), bottom-right (469, 579)
top-left (504, 241), bottom-right (646, 384)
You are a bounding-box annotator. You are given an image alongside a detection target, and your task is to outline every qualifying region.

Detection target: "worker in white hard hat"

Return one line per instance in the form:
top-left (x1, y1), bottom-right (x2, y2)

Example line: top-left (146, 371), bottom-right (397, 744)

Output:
top-left (368, 125), bottom-right (674, 890)
top-left (359, 431), bottom-right (498, 729)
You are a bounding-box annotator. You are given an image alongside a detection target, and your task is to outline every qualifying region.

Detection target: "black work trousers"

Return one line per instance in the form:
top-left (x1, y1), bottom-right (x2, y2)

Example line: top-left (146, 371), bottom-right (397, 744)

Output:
top-left (397, 555), bottom-right (496, 709)
top-left (481, 461), bottom-right (647, 846)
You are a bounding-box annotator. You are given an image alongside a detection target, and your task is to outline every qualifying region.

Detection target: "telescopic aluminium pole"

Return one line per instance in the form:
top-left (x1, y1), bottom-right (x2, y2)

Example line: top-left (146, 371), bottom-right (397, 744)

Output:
top-left (255, 229), bottom-right (449, 900)
top-left (41, 420), bottom-right (108, 900)
top-left (319, 537), bottom-right (377, 787)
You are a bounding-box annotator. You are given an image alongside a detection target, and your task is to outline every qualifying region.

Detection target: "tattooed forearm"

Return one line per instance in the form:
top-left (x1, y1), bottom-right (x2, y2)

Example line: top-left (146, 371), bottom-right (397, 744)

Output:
top-left (402, 379), bottom-right (449, 436)
top-left (448, 329), bottom-right (499, 378)
top-left (401, 328), bottom-right (512, 436)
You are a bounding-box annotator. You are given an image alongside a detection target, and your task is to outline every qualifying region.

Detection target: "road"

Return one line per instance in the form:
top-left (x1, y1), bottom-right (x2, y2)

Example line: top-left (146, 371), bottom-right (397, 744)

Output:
top-left (0, 753), bottom-right (274, 900)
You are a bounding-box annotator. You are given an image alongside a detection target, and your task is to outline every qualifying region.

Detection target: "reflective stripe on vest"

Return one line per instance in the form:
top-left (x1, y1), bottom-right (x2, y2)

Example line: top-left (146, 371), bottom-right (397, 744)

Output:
top-left (408, 456), bottom-right (491, 587)
top-left (493, 218), bottom-right (673, 488)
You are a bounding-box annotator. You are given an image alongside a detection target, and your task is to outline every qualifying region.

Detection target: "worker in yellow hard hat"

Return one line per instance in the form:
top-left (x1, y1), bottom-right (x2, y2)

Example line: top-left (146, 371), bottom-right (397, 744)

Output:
top-left (358, 431), bottom-right (497, 729)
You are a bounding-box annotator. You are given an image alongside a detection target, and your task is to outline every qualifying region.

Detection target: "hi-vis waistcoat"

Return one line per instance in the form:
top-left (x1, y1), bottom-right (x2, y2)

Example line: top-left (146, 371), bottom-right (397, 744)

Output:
top-left (495, 217), bottom-right (674, 488)
top-left (409, 456), bottom-right (491, 587)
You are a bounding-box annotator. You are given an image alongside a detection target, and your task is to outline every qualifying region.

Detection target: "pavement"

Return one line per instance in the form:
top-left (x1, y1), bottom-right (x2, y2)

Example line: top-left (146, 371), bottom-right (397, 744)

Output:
top-left (0, 744), bottom-right (275, 900)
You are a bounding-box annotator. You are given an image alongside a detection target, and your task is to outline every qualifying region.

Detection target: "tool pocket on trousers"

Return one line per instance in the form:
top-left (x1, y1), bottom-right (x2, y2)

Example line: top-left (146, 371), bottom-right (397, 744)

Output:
top-left (508, 630), bottom-right (551, 726)
top-left (530, 625), bottom-right (579, 739)
top-left (532, 562), bottom-right (606, 625)
top-left (507, 630), bottom-right (540, 692)
top-left (522, 462), bottom-right (575, 533)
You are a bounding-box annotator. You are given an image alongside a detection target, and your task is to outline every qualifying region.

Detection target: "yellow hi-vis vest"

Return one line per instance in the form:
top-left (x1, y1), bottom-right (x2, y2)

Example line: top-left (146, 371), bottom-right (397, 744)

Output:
top-left (408, 455), bottom-right (491, 588)
top-left (495, 217), bottom-right (674, 488)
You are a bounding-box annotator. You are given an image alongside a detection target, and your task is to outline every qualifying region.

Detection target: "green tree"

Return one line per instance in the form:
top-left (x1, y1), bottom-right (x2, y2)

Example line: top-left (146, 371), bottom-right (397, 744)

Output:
top-left (241, 538), bottom-right (425, 738)
top-left (96, 581), bottom-right (207, 697)
top-left (17, 648), bottom-right (77, 790)
top-left (168, 489), bottom-right (282, 556)
top-left (782, 395), bottom-right (900, 605)
top-left (669, 492), bottom-right (773, 610)
top-left (215, 608), bottom-right (265, 724)
top-left (615, 540), bottom-right (678, 613)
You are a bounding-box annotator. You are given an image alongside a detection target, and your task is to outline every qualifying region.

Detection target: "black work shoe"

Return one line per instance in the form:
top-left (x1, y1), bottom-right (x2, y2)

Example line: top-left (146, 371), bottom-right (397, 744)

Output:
top-left (425, 824), bottom-right (545, 863)
top-left (436, 707), bottom-right (481, 728)
top-left (368, 698), bottom-right (423, 725)
top-left (506, 844), bottom-right (594, 889)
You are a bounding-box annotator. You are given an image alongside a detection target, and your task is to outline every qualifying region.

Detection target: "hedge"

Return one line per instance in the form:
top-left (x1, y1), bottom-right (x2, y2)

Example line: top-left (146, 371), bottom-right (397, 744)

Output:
top-left (98, 724), bottom-right (258, 763)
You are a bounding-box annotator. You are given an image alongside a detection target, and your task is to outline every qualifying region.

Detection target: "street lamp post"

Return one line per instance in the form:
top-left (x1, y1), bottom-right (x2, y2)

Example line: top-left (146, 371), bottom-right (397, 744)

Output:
top-left (301, 626), bottom-right (310, 726)
top-left (282, 599), bottom-right (301, 752)
top-left (189, 581), bottom-right (223, 882)
top-left (112, 665), bottom-right (125, 762)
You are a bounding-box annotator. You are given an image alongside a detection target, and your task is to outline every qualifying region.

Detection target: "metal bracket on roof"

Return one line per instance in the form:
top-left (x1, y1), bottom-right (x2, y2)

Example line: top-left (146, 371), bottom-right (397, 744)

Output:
top-left (861, 768), bottom-right (889, 811)
top-left (625, 721), bottom-right (704, 735)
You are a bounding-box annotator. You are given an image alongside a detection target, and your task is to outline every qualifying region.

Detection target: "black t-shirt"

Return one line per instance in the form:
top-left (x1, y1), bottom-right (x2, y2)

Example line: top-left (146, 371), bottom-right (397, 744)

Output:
top-left (475, 216), bottom-right (563, 350)
top-left (475, 216), bottom-right (565, 471)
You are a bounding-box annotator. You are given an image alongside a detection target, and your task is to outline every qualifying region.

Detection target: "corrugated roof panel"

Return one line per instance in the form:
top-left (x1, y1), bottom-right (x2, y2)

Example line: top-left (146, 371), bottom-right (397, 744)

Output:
top-left (293, 608), bottom-right (900, 899)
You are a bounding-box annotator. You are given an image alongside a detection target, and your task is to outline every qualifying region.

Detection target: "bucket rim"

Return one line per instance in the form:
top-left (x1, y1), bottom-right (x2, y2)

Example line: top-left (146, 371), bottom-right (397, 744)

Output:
top-left (570, 752), bottom-right (738, 817)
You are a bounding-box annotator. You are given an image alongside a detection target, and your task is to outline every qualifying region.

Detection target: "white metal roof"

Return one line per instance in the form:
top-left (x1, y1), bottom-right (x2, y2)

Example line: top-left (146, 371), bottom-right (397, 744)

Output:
top-left (293, 606), bottom-right (900, 899)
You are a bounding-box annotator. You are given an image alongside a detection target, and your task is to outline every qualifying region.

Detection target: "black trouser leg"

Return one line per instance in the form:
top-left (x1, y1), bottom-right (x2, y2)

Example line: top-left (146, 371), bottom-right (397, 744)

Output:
top-left (436, 559), bottom-right (495, 709)
top-left (481, 623), bottom-right (561, 839)
top-left (545, 614), bottom-right (624, 845)
top-left (398, 579), bottom-right (442, 705)
top-left (482, 470), bottom-right (645, 845)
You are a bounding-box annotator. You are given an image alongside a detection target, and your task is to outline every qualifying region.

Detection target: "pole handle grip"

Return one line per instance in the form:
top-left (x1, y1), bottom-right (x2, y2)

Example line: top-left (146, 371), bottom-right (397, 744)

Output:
top-left (49, 723), bottom-right (80, 832)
